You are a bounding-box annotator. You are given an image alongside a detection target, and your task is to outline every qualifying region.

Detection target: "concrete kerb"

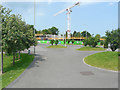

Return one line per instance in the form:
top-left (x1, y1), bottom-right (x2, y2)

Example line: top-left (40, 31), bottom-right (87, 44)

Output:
top-left (6, 54), bottom-right (38, 88)
top-left (83, 57), bottom-right (118, 73)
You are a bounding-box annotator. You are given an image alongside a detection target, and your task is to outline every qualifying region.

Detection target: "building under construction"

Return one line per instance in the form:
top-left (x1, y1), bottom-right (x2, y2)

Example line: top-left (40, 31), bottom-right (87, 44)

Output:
top-left (35, 34), bottom-right (105, 41)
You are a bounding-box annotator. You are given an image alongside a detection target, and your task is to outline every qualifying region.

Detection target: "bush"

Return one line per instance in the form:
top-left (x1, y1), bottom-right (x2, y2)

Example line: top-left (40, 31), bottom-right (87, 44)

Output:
top-left (104, 41), bottom-right (108, 48)
top-left (67, 39), bottom-right (71, 44)
top-left (105, 29), bottom-right (119, 52)
top-left (63, 39), bottom-right (67, 44)
top-left (118, 52), bottom-right (120, 56)
top-left (110, 41), bottom-right (118, 51)
top-left (110, 44), bottom-right (117, 51)
top-left (83, 39), bottom-right (88, 46)
top-left (100, 41), bottom-right (104, 45)
top-left (91, 37), bottom-right (99, 47)
top-left (87, 38), bottom-right (92, 47)
top-left (71, 40), bottom-right (75, 44)
top-left (83, 37), bottom-right (99, 47)
top-left (50, 40), bottom-right (54, 45)
top-left (92, 41), bottom-right (98, 47)
top-left (55, 40), bottom-right (59, 45)
top-left (83, 37), bottom-right (100, 47)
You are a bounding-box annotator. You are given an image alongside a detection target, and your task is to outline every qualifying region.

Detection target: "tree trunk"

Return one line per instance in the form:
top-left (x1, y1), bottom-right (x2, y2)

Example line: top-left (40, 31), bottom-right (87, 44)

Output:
top-left (18, 51), bottom-right (20, 59)
top-left (13, 52), bottom-right (15, 65)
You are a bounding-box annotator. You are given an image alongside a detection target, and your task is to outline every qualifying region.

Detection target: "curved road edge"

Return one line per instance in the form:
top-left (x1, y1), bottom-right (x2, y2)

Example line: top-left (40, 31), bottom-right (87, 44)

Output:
top-left (82, 55), bottom-right (118, 73)
top-left (6, 54), bottom-right (39, 88)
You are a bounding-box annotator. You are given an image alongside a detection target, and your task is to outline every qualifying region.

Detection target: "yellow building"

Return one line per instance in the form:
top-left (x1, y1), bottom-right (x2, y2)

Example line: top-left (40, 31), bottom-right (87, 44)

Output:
top-left (35, 34), bottom-right (105, 41)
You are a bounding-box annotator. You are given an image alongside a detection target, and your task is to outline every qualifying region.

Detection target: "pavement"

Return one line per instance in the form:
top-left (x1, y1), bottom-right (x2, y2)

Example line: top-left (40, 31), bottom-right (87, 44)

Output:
top-left (6, 44), bottom-right (118, 88)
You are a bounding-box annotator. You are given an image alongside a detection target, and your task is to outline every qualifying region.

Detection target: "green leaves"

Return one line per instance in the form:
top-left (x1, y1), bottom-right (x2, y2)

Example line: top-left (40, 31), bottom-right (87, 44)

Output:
top-left (83, 36), bottom-right (100, 47)
top-left (40, 27), bottom-right (59, 35)
top-left (50, 40), bottom-right (54, 45)
top-left (55, 40), bottom-right (59, 45)
top-left (105, 29), bottom-right (119, 51)
top-left (1, 5), bottom-right (37, 55)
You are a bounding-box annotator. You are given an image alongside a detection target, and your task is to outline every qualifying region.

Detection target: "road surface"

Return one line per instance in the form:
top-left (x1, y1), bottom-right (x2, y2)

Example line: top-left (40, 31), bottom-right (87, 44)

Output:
top-left (7, 44), bottom-right (118, 88)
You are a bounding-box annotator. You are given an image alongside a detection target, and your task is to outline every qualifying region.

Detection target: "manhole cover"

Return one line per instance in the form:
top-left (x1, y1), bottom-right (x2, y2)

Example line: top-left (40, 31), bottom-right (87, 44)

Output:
top-left (80, 71), bottom-right (94, 76)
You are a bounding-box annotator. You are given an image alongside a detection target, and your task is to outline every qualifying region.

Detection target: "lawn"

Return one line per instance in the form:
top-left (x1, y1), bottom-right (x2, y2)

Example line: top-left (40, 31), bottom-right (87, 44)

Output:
top-left (77, 47), bottom-right (106, 51)
top-left (84, 51), bottom-right (118, 71)
top-left (47, 45), bottom-right (67, 48)
top-left (1, 53), bottom-right (34, 88)
top-left (0, 54), bottom-right (1, 90)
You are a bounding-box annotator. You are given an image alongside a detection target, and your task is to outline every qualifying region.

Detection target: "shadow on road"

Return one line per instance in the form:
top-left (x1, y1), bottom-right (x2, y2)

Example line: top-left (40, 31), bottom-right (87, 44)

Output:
top-left (27, 54), bottom-right (46, 69)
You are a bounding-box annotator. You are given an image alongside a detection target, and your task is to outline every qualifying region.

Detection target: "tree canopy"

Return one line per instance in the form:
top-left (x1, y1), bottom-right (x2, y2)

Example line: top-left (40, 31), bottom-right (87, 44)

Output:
top-left (81, 31), bottom-right (91, 38)
top-left (36, 27), bottom-right (59, 35)
top-left (1, 5), bottom-right (37, 64)
top-left (105, 29), bottom-right (119, 51)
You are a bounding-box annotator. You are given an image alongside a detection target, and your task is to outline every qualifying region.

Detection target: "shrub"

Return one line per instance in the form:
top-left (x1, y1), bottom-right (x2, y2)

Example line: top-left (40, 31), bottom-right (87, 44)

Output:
top-left (110, 44), bottom-right (117, 51)
top-left (64, 39), bottom-right (67, 44)
top-left (71, 40), bottom-right (75, 44)
top-left (91, 37), bottom-right (100, 47)
top-left (83, 39), bottom-right (88, 46)
top-left (55, 40), bottom-right (59, 45)
top-left (50, 40), bottom-right (54, 45)
top-left (84, 37), bottom-right (99, 47)
top-left (100, 41), bottom-right (104, 45)
top-left (104, 41), bottom-right (108, 48)
top-left (92, 41), bottom-right (98, 47)
top-left (110, 41), bottom-right (118, 51)
top-left (118, 52), bottom-right (120, 56)
top-left (67, 39), bottom-right (71, 44)
top-left (105, 29), bottom-right (119, 51)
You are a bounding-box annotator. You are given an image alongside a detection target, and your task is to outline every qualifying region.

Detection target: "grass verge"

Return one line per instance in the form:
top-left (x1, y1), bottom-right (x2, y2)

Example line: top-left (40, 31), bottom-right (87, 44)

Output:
top-left (47, 45), bottom-right (67, 48)
top-left (84, 51), bottom-right (118, 71)
top-left (77, 47), bottom-right (106, 51)
top-left (1, 53), bottom-right (34, 88)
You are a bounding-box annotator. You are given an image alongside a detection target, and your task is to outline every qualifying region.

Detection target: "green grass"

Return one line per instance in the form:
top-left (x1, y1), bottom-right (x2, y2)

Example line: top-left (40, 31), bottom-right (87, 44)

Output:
top-left (0, 53), bottom-right (34, 88)
top-left (84, 51), bottom-right (118, 71)
top-left (77, 47), bottom-right (106, 51)
top-left (47, 45), bottom-right (67, 48)
top-left (0, 54), bottom-right (1, 90)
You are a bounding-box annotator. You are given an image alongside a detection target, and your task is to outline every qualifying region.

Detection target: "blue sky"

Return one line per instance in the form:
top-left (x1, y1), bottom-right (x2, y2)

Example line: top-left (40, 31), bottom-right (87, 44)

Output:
top-left (2, 2), bottom-right (118, 36)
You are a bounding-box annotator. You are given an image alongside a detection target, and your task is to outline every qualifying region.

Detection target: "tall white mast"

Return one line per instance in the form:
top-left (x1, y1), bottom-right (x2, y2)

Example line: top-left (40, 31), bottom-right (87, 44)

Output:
top-left (54, 2), bottom-right (80, 39)
top-left (67, 8), bottom-right (71, 38)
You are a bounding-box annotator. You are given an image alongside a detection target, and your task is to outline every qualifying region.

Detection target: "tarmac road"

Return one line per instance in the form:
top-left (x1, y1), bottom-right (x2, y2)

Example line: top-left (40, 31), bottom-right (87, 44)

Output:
top-left (6, 44), bottom-right (118, 88)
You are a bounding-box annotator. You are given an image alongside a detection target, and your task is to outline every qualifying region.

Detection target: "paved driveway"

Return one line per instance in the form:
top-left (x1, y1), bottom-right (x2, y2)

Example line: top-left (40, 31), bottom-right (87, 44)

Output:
top-left (7, 44), bottom-right (118, 88)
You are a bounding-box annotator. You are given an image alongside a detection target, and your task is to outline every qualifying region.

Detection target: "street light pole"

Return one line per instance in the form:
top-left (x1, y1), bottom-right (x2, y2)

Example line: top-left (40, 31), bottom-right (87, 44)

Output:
top-left (80, 31), bottom-right (81, 41)
top-left (65, 32), bottom-right (66, 47)
top-left (34, 0), bottom-right (36, 54)
top-left (86, 31), bottom-right (87, 39)
top-left (80, 31), bottom-right (81, 45)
